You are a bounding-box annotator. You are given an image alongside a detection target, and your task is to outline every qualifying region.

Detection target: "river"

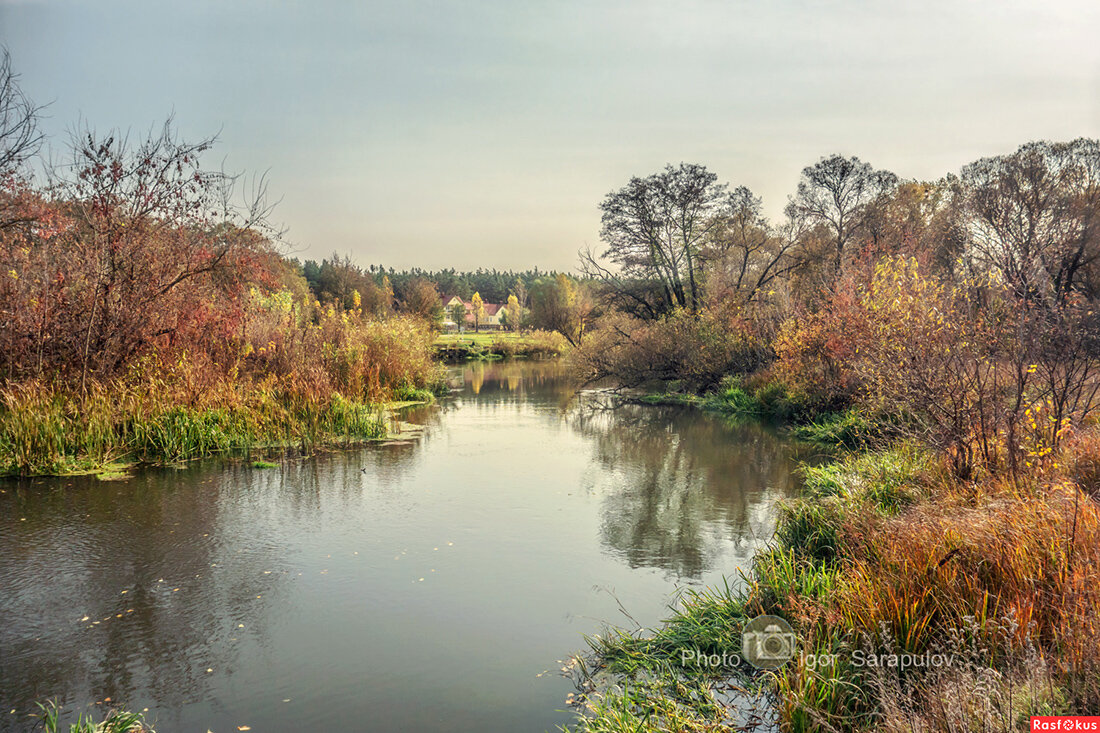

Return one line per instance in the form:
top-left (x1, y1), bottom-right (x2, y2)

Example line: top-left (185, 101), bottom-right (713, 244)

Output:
top-left (0, 360), bottom-right (808, 732)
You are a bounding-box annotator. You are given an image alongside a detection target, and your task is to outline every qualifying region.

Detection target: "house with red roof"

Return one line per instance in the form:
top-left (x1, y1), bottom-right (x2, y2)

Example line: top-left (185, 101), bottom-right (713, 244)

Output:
top-left (441, 295), bottom-right (506, 331)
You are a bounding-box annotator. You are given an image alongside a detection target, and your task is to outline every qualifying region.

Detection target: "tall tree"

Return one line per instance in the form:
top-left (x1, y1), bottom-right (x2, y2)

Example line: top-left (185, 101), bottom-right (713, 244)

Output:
top-left (398, 277), bottom-right (443, 325)
top-left (598, 163), bottom-right (727, 313)
top-left (788, 154), bottom-right (898, 274)
top-left (449, 301), bottom-right (466, 331)
top-left (0, 49), bottom-right (44, 231)
top-left (529, 274), bottom-right (588, 346)
top-left (962, 139), bottom-right (1100, 307)
top-left (503, 293), bottom-right (522, 331)
top-left (0, 49), bottom-right (42, 182)
top-left (470, 291), bottom-right (484, 333)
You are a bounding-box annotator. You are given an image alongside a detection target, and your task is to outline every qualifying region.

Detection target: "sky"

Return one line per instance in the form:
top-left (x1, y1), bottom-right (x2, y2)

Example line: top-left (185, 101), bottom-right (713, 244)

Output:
top-left (1, 0), bottom-right (1099, 271)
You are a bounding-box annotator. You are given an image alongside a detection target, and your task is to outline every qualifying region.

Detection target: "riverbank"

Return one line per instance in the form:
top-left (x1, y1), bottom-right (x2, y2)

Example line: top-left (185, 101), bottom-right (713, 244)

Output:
top-left (0, 378), bottom-right (441, 478)
top-left (567, 385), bottom-right (1100, 732)
top-left (433, 330), bottom-right (567, 361)
top-left (636, 378), bottom-right (875, 450)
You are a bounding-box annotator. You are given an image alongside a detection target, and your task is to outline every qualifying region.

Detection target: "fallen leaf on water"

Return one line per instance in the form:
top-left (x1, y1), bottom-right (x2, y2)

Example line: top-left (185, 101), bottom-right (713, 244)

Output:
top-left (238, 726), bottom-right (251, 731)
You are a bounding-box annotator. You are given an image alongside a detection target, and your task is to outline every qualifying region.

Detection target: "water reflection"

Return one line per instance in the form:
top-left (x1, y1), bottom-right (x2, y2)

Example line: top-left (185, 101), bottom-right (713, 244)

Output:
top-left (0, 360), bottom-right (805, 733)
top-left (572, 402), bottom-right (806, 578)
top-left (445, 360), bottom-right (807, 579)
top-left (0, 467), bottom-right (296, 726)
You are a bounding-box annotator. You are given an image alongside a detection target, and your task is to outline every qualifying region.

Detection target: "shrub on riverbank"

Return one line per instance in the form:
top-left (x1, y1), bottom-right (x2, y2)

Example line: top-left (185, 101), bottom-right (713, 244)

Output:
top-left (572, 309), bottom-right (768, 393)
top-left (0, 116), bottom-right (447, 477)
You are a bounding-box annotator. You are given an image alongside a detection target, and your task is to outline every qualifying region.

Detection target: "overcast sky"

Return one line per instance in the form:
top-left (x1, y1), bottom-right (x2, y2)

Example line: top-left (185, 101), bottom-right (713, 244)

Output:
top-left (2, 0), bottom-right (1099, 270)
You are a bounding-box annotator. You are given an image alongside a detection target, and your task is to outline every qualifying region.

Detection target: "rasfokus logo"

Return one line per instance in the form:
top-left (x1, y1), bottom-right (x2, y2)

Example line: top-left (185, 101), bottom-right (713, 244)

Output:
top-left (741, 614), bottom-right (796, 670)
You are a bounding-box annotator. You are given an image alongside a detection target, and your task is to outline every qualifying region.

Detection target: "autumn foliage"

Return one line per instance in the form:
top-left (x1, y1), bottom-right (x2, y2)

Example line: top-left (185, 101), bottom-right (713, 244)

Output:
top-left (0, 114), bottom-right (443, 474)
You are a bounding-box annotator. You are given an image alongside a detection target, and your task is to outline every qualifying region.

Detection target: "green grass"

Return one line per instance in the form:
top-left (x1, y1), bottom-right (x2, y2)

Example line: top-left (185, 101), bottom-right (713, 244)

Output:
top-left (36, 700), bottom-right (154, 733)
top-left (585, 581), bottom-right (749, 677)
top-left (564, 445), bottom-right (936, 733)
top-left (792, 410), bottom-right (874, 448)
top-left (434, 332), bottom-right (521, 346)
top-left (799, 444), bottom-right (931, 513)
top-left (392, 383), bottom-right (438, 403)
top-left (0, 388), bottom-right (391, 477)
top-left (433, 330), bottom-right (567, 360)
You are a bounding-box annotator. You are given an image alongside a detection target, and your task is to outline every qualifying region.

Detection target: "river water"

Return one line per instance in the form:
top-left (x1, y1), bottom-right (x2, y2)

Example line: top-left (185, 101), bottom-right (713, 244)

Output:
top-left (0, 360), bottom-right (807, 732)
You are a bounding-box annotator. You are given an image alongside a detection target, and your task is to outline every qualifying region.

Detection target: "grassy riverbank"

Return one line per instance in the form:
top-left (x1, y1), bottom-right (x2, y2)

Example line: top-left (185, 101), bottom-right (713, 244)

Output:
top-left (0, 378), bottom-right (436, 477)
top-left (567, 388), bottom-right (1100, 732)
top-left (0, 311), bottom-right (447, 477)
top-left (433, 330), bottom-right (567, 361)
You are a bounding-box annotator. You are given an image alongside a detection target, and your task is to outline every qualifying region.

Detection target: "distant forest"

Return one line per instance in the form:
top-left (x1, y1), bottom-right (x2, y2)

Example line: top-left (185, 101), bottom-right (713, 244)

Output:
top-left (295, 255), bottom-right (563, 308)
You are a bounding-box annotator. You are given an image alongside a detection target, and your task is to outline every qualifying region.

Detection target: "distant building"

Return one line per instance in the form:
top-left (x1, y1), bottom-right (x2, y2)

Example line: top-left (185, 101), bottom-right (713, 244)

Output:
top-left (440, 295), bottom-right (505, 331)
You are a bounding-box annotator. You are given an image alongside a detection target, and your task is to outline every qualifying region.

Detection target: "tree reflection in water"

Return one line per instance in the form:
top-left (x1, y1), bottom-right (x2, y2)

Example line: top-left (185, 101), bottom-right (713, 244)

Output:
top-left (569, 398), bottom-right (810, 579)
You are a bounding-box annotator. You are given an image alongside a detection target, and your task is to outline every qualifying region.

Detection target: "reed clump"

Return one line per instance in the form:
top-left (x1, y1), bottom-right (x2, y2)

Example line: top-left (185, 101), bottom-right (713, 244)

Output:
top-left (35, 699), bottom-right (154, 733)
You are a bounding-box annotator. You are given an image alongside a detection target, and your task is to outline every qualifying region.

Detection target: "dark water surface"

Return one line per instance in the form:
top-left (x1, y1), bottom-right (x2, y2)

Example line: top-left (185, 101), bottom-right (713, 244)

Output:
top-left (0, 361), bottom-right (808, 732)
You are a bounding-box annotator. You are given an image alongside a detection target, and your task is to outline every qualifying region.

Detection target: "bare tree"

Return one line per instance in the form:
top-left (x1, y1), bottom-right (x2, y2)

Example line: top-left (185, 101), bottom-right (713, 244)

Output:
top-left (702, 186), bottom-right (802, 305)
top-left (598, 163), bottom-right (727, 313)
top-left (0, 48), bottom-right (45, 230)
top-left (788, 154), bottom-right (898, 274)
top-left (962, 139), bottom-right (1100, 308)
top-left (0, 49), bottom-right (42, 178)
top-left (579, 245), bottom-right (668, 320)
top-left (48, 118), bottom-right (280, 385)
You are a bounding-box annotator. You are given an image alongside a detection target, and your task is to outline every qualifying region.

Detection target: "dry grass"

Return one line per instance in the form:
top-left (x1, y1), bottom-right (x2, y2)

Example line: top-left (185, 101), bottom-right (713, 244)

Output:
top-left (570, 436), bottom-right (1100, 733)
top-left (0, 306), bottom-right (445, 475)
top-left (768, 438), bottom-right (1100, 732)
